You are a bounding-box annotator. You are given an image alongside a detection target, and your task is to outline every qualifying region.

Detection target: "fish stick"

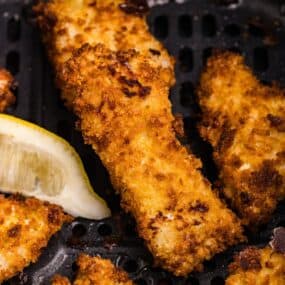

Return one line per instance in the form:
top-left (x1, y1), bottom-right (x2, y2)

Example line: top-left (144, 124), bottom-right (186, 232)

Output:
top-left (0, 194), bottom-right (72, 282)
top-left (226, 246), bottom-right (285, 285)
top-left (52, 254), bottom-right (134, 285)
top-left (33, 0), bottom-right (175, 109)
top-left (0, 69), bottom-right (15, 112)
top-left (197, 52), bottom-right (285, 227)
top-left (35, 0), bottom-right (245, 276)
top-left (60, 43), bottom-right (244, 276)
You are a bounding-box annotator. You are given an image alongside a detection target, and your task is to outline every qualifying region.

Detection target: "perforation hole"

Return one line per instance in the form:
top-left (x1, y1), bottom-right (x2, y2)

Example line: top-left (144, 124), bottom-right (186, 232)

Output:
top-left (277, 220), bottom-right (285, 227)
top-left (72, 261), bottom-right (79, 272)
top-left (202, 14), bottom-right (216, 37)
top-left (203, 47), bottom-right (213, 64)
top-left (180, 81), bottom-right (194, 107)
top-left (261, 79), bottom-right (270, 86)
top-left (248, 22), bottom-right (265, 37)
top-left (157, 278), bottom-right (172, 285)
top-left (214, 0), bottom-right (240, 6)
top-left (97, 223), bottom-right (112, 236)
top-left (135, 279), bottom-right (148, 285)
top-left (204, 259), bottom-right (216, 271)
top-left (124, 219), bottom-right (137, 237)
top-left (253, 47), bottom-right (268, 71)
top-left (6, 86), bottom-right (18, 112)
top-left (228, 47), bottom-right (242, 54)
top-left (179, 48), bottom-right (193, 72)
top-left (57, 120), bottom-right (72, 141)
top-left (281, 4), bottom-right (285, 16)
top-left (186, 277), bottom-right (200, 285)
top-left (122, 259), bottom-right (139, 273)
top-left (57, 95), bottom-right (67, 111)
top-left (72, 224), bottom-right (87, 238)
top-left (211, 276), bottom-right (225, 285)
top-left (7, 16), bottom-right (21, 42)
top-left (6, 51), bottom-right (20, 75)
top-left (224, 24), bottom-right (241, 37)
top-left (178, 14), bottom-right (192, 37)
top-left (154, 15), bottom-right (168, 39)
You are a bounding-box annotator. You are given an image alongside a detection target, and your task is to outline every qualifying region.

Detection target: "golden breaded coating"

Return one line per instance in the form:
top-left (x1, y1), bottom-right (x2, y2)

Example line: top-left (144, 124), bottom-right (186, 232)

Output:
top-left (52, 255), bottom-right (133, 285)
top-left (0, 69), bottom-right (15, 112)
top-left (61, 44), bottom-right (245, 276)
top-left (198, 52), bottom-right (285, 227)
top-left (35, 0), bottom-right (244, 275)
top-left (0, 194), bottom-right (72, 282)
top-left (226, 246), bottom-right (285, 285)
top-left (34, 0), bottom-right (175, 108)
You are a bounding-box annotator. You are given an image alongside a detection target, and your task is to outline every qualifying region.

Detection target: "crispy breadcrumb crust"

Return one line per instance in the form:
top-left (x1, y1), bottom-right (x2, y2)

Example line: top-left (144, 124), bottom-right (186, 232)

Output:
top-left (52, 255), bottom-right (133, 285)
top-left (61, 44), bottom-right (245, 276)
top-left (34, 0), bottom-right (245, 275)
top-left (0, 194), bottom-right (73, 282)
top-left (0, 69), bottom-right (15, 112)
top-left (33, 0), bottom-right (175, 108)
top-left (226, 246), bottom-right (285, 285)
top-left (198, 52), bottom-right (285, 227)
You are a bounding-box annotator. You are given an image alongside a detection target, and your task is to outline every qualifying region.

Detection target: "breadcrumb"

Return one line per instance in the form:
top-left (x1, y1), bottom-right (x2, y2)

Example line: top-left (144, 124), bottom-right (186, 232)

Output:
top-left (0, 69), bottom-right (15, 112)
top-left (52, 255), bottom-right (133, 285)
top-left (35, 0), bottom-right (245, 276)
top-left (226, 246), bottom-right (285, 285)
top-left (33, 0), bottom-right (175, 108)
top-left (0, 194), bottom-right (73, 282)
top-left (61, 44), bottom-right (245, 276)
top-left (198, 52), bottom-right (285, 227)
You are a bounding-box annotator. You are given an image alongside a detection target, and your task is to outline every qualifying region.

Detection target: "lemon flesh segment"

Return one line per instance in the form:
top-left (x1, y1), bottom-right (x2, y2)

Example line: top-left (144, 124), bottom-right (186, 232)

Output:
top-left (0, 114), bottom-right (111, 220)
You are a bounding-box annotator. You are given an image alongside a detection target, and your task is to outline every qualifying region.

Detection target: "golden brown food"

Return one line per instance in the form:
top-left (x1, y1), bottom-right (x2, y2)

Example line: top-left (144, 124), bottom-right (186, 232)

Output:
top-left (198, 52), bottom-right (285, 227)
top-left (52, 254), bottom-right (133, 285)
top-left (34, 0), bottom-right (175, 108)
top-left (226, 246), bottom-right (285, 285)
top-left (0, 194), bottom-right (72, 282)
top-left (60, 43), bottom-right (245, 276)
top-left (35, 0), bottom-right (245, 276)
top-left (53, 275), bottom-right (71, 285)
top-left (0, 69), bottom-right (15, 112)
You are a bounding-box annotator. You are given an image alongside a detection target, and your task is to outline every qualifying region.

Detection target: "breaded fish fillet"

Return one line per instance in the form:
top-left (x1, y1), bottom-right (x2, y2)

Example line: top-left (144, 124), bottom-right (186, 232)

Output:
top-left (0, 194), bottom-right (72, 282)
top-left (226, 246), bottom-right (285, 285)
top-left (35, 0), bottom-right (244, 275)
top-left (52, 254), bottom-right (133, 285)
top-left (198, 52), bottom-right (285, 227)
top-left (34, 0), bottom-right (175, 108)
top-left (60, 43), bottom-right (245, 276)
top-left (0, 69), bottom-right (15, 112)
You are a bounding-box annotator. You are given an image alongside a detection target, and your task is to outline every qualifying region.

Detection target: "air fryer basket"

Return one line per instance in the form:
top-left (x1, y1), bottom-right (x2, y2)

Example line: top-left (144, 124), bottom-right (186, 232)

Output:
top-left (1, 0), bottom-right (285, 284)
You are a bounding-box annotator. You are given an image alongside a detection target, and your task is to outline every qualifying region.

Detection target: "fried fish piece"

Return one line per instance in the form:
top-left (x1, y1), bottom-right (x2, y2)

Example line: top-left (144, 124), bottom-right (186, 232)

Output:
top-left (0, 69), bottom-right (15, 112)
top-left (198, 52), bottom-right (285, 227)
top-left (34, 0), bottom-right (175, 108)
top-left (60, 43), bottom-right (245, 276)
top-left (0, 194), bottom-right (72, 282)
top-left (35, 0), bottom-right (245, 275)
top-left (226, 246), bottom-right (285, 285)
top-left (52, 254), bottom-right (134, 285)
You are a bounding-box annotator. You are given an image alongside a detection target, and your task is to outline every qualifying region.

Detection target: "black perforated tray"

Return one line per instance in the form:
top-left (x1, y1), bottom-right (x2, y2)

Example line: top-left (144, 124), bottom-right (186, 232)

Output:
top-left (1, 0), bottom-right (285, 284)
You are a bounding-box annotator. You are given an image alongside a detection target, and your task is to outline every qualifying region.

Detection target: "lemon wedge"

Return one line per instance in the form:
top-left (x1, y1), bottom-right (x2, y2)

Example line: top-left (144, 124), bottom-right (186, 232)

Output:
top-left (0, 114), bottom-right (110, 219)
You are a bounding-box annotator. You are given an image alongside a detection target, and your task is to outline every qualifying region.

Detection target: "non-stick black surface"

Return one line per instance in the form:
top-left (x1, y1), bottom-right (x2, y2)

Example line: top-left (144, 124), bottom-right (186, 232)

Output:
top-left (1, 0), bottom-right (285, 284)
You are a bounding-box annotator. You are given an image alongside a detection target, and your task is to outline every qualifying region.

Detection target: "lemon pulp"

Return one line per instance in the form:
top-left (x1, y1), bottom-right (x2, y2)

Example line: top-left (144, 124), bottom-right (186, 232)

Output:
top-left (0, 114), bottom-right (111, 219)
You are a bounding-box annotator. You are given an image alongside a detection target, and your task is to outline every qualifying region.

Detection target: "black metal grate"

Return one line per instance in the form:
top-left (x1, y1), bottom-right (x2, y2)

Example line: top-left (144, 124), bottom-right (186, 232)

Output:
top-left (0, 0), bottom-right (285, 284)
